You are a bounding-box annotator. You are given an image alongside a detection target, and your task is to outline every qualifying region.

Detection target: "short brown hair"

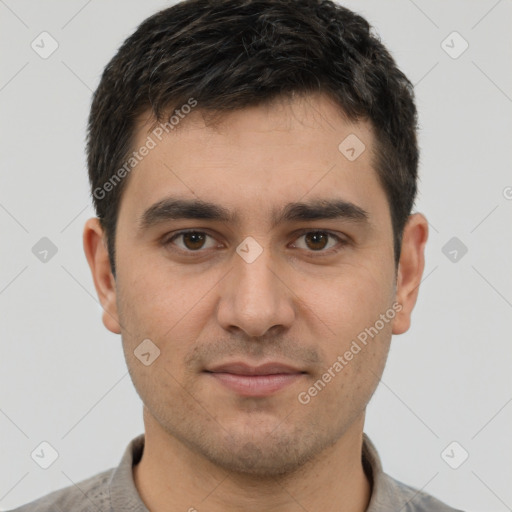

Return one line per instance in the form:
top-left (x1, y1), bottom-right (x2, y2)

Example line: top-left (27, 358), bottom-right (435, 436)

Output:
top-left (87, 0), bottom-right (419, 276)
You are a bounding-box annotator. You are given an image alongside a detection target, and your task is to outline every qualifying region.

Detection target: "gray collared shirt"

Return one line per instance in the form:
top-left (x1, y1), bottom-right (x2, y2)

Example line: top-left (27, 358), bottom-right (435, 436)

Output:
top-left (9, 433), bottom-right (464, 511)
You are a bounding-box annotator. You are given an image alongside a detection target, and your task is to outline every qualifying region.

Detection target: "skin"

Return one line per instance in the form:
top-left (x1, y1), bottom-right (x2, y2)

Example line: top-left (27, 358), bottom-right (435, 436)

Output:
top-left (84, 91), bottom-right (428, 512)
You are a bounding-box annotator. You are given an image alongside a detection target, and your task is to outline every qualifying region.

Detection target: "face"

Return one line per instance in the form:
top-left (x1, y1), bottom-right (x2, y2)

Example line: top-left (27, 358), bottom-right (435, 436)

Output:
top-left (85, 92), bottom-right (427, 477)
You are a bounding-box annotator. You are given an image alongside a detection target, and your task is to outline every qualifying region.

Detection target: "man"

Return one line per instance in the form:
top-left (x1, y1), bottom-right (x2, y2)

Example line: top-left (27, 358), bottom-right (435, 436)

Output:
top-left (10, 0), bottom-right (463, 510)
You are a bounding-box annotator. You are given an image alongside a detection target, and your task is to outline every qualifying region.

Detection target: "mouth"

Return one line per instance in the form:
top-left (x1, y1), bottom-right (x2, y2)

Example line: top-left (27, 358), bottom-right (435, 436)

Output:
top-left (204, 361), bottom-right (307, 397)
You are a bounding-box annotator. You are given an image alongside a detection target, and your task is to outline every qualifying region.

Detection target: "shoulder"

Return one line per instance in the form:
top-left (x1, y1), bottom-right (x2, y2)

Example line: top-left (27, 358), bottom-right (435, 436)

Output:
top-left (381, 472), bottom-right (465, 512)
top-left (362, 434), bottom-right (465, 512)
top-left (7, 468), bottom-right (115, 512)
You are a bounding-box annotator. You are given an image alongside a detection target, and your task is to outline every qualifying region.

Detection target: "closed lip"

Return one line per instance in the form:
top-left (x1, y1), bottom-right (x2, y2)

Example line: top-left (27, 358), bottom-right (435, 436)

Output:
top-left (204, 361), bottom-right (306, 376)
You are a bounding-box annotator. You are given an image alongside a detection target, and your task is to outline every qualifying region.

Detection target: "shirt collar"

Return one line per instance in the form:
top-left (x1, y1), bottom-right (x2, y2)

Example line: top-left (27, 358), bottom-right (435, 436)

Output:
top-left (108, 433), bottom-right (148, 511)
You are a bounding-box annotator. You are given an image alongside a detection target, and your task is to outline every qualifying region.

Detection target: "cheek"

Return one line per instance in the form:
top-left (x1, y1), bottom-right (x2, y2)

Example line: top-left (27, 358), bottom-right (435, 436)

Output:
top-left (307, 298), bottom-right (392, 417)
top-left (116, 255), bottom-right (188, 325)
top-left (114, 259), bottom-right (219, 366)
top-left (301, 265), bottom-right (395, 403)
top-left (304, 262), bottom-right (395, 341)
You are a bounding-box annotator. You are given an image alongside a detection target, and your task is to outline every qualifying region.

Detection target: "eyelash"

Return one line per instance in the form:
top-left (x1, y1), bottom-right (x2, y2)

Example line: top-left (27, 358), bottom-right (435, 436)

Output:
top-left (163, 229), bottom-right (349, 257)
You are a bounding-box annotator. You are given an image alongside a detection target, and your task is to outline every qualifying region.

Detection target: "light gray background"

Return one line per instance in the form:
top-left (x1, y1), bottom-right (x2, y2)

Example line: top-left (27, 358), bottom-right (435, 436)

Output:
top-left (1, 1), bottom-right (511, 510)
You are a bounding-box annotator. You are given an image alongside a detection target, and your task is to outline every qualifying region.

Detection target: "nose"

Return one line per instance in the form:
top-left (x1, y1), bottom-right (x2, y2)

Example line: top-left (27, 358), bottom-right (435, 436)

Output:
top-left (215, 238), bottom-right (296, 338)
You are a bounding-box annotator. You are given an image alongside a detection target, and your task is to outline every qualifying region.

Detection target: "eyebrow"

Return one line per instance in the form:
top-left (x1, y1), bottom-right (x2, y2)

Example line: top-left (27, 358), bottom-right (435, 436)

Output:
top-left (138, 197), bottom-right (369, 231)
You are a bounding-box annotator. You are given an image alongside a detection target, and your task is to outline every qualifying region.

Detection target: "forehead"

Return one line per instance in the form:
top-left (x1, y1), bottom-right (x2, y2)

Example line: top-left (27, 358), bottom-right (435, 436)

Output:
top-left (118, 92), bottom-right (386, 227)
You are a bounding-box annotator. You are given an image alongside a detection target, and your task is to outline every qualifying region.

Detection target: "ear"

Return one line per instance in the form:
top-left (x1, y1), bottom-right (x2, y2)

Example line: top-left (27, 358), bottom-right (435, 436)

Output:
top-left (392, 213), bottom-right (429, 335)
top-left (83, 218), bottom-right (121, 334)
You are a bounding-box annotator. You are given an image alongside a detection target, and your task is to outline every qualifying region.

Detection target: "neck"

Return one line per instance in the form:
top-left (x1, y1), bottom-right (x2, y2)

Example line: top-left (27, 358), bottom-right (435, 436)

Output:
top-left (133, 410), bottom-right (372, 512)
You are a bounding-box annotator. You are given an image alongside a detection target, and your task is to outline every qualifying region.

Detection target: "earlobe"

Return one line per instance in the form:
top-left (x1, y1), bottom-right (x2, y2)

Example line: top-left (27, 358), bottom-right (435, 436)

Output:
top-left (392, 213), bottom-right (429, 335)
top-left (83, 218), bottom-right (122, 335)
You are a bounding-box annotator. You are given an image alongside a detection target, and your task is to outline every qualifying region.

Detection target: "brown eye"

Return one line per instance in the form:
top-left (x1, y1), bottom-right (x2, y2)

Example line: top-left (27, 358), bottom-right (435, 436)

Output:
top-left (181, 232), bottom-right (207, 250)
top-left (304, 232), bottom-right (329, 251)
top-left (291, 230), bottom-right (346, 255)
top-left (166, 231), bottom-right (218, 252)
